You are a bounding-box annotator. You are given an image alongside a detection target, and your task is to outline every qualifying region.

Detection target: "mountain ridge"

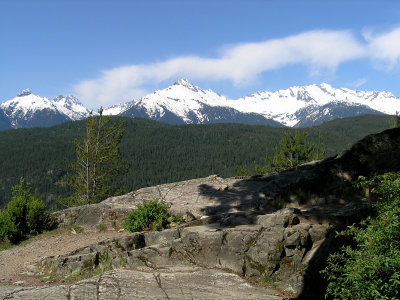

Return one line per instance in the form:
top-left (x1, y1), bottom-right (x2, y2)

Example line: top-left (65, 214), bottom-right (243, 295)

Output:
top-left (0, 89), bottom-right (90, 129)
top-left (1, 80), bottom-right (398, 129)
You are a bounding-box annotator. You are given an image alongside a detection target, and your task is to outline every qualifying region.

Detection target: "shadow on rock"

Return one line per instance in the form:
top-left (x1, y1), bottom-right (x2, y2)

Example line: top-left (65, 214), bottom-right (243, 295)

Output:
top-left (199, 128), bottom-right (400, 221)
top-left (196, 128), bottom-right (400, 299)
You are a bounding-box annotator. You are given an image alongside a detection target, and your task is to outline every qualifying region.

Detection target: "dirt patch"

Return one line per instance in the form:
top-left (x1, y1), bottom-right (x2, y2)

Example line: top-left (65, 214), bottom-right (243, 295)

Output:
top-left (0, 229), bottom-right (128, 286)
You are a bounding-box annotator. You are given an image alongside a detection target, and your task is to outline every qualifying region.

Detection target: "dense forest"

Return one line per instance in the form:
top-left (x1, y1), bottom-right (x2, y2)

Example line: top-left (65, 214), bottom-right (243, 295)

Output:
top-left (0, 114), bottom-right (392, 209)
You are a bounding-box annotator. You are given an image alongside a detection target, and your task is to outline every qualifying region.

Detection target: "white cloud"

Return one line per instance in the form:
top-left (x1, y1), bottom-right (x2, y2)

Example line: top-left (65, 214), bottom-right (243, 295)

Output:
top-left (76, 28), bottom-right (400, 108)
top-left (364, 27), bottom-right (400, 70)
top-left (350, 78), bottom-right (368, 88)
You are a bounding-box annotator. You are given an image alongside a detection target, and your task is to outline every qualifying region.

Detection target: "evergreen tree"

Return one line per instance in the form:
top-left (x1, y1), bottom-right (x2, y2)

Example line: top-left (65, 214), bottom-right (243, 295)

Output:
top-left (68, 108), bottom-right (127, 205)
top-left (390, 112), bottom-right (400, 128)
top-left (255, 130), bottom-right (326, 174)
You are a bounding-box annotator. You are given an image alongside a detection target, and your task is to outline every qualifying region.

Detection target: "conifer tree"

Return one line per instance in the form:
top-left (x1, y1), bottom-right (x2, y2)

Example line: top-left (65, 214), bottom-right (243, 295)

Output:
top-left (255, 130), bottom-right (326, 174)
top-left (68, 108), bottom-right (127, 205)
top-left (390, 112), bottom-right (400, 128)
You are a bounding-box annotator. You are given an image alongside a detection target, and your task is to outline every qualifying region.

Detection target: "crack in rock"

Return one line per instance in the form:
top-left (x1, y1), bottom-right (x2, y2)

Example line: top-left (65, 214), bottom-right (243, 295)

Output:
top-left (3, 288), bottom-right (30, 300)
top-left (96, 273), bottom-right (102, 300)
top-left (66, 285), bottom-right (71, 300)
top-left (153, 273), bottom-right (170, 300)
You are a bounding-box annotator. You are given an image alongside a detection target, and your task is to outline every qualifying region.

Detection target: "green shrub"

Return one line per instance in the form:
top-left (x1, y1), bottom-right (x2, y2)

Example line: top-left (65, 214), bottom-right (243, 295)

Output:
top-left (125, 199), bottom-right (171, 232)
top-left (169, 214), bottom-right (184, 224)
top-left (3, 193), bottom-right (28, 243)
top-left (26, 196), bottom-right (49, 234)
top-left (0, 177), bottom-right (50, 244)
top-left (0, 211), bottom-right (5, 242)
top-left (323, 172), bottom-right (400, 299)
top-left (0, 209), bottom-right (21, 244)
top-left (358, 172), bottom-right (400, 208)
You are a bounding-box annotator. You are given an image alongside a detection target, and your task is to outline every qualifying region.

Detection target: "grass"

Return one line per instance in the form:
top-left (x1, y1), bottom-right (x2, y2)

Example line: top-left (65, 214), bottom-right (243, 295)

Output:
top-left (260, 273), bottom-right (279, 289)
top-left (65, 223), bottom-right (84, 233)
top-left (97, 223), bottom-right (107, 232)
top-left (0, 240), bottom-right (14, 251)
top-left (262, 273), bottom-right (273, 284)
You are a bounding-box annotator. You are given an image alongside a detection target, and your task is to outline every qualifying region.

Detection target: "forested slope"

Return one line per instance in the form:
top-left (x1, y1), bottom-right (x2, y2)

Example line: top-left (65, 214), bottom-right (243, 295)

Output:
top-left (0, 114), bottom-right (392, 208)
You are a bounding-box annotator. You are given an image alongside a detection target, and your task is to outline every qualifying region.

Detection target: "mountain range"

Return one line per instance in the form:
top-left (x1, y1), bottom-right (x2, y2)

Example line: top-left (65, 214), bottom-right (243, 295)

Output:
top-left (1, 80), bottom-right (399, 130)
top-left (0, 89), bottom-right (90, 130)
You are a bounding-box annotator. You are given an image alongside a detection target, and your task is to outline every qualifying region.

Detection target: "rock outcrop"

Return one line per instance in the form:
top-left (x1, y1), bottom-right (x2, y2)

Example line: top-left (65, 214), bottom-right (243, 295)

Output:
top-left (0, 268), bottom-right (282, 299)
top-left (2, 128), bottom-right (400, 299)
top-left (40, 204), bottom-right (361, 298)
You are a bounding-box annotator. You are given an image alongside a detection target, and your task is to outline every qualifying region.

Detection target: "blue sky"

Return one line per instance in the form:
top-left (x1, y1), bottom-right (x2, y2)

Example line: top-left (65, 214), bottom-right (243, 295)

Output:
top-left (1, 0), bottom-right (400, 109)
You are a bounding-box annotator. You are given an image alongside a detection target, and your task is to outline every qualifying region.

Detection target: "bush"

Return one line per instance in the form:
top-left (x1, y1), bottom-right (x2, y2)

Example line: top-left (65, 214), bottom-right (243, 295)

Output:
top-left (3, 190), bottom-right (28, 243)
top-left (0, 209), bottom-right (21, 244)
top-left (169, 214), bottom-right (184, 224)
top-left (27, 196), bottom-right (49, 234)
top-left (125, 199), bottom-right (171, 232)
top-left (323, 172), bottom-right (400, 299)
top-left (0, 210), bottom-right (6, 242)
top-left (0, 177), bottom-right (49, 244)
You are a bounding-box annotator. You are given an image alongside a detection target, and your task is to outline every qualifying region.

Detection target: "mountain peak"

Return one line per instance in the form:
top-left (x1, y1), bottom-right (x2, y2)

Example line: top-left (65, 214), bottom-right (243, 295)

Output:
top-left (17, 89), bottom-right (32, 97)
top-left (174, 78), bottom-right (195, 88)
top-left (317, 83), bottom-right (333, 89)
top-left (53, 95), bottom-right (66, 103)
top-left (53, 94), bottom-right (81, 105)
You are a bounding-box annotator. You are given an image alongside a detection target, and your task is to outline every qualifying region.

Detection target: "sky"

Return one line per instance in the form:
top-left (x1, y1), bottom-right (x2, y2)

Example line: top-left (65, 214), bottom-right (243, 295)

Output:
top-left (1, 0), bottom-right (400, 109)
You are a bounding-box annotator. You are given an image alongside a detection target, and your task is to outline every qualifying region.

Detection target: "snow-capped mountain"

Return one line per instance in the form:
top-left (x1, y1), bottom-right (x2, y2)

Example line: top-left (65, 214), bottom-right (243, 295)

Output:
top-left (120, 79), bottom-right (282, 126)
top-left (0, 81), bottom-right (399, 130)
top-left (228, 83), bottom-right (398, 127)
top-left (0, 89), bottom-right (90, 129)
top-left (103, 102), bottom-right (132, 116)
top-left (115, 79), bottom-right (397, 127)
top-left (293, 102), bottom-right (382, 128)
top-left (52, 94), bottom-right (91, 120)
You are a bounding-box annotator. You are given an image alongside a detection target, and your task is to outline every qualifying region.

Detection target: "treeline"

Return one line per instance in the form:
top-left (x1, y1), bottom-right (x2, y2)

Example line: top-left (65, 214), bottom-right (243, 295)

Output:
top-left (0, 115), bottom-right (392, 209)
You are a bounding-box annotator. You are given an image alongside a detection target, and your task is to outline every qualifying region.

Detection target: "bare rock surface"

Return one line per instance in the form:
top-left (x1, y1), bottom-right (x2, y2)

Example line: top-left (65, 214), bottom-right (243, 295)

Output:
top-left (0, 230), bottom-right (128, 286)
top-left (39, 207), bottom-right (334, 296)
top-left (0, 268), bottom-right (283, 299)
top-left (50, 175), bottom-right (246, 231)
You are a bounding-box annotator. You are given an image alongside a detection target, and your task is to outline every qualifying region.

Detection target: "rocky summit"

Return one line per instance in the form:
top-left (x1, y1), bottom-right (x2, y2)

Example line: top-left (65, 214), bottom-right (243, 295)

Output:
top-left (1, 127), bottom-right (399, 299)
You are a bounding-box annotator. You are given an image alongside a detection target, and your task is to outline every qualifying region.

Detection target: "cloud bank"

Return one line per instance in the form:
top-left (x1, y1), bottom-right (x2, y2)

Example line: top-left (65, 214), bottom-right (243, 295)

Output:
top-left (74, 28), bottom-right (400, 108)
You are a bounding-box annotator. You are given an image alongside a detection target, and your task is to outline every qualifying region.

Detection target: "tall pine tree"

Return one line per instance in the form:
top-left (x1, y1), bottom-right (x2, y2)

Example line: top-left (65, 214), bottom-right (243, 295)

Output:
top-left (68, 108), bottom-right (127, 205)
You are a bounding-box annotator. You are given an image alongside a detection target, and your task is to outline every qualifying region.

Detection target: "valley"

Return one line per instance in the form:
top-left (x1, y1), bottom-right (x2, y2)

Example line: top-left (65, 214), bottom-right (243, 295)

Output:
top-left (0, 114), bottom-right (392, 208)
